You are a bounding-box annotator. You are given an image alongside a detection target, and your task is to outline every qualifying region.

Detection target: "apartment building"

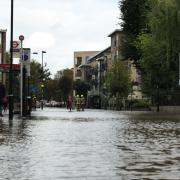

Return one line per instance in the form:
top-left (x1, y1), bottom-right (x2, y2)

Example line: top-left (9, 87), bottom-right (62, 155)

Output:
top-left (108, 29), bottom-right (124, 64)
top-left (85, 47), bottom-right (111, 108)
top-left (73, 51), bottom-right (99, 81)
top-left (108, 29), bottom-right (142, 100)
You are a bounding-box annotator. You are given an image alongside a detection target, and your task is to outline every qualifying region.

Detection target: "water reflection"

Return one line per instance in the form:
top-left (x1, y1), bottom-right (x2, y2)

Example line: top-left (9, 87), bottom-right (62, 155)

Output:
top-left (0, 109), bottom-right (180, 179)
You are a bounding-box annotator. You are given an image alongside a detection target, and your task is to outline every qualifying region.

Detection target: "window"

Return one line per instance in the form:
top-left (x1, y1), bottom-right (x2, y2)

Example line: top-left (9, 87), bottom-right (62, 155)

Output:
top-left (76, 69), bottom-right (82, 77)
top-left (76, 57), bottom-right (82, 66)
top-left (85, 56), bottom-right (89, 63)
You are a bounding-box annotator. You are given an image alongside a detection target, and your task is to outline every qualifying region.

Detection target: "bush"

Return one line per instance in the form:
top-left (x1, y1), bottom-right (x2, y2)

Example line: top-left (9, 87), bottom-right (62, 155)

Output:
top-left (131, 99), bottom-right (151, 109)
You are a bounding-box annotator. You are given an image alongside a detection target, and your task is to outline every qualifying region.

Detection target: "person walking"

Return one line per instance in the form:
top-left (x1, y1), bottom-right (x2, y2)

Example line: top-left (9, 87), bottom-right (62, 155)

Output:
top-left (67, 95), bottom-right (73, 112)
top-left (3, 96), bottom-right (8, 112)
top-left (0, 82), bottom-right (6, 117)
top-left (75, 95), bottom-right (80, 111)
top-left (80, 95), bottom-right (85, 111)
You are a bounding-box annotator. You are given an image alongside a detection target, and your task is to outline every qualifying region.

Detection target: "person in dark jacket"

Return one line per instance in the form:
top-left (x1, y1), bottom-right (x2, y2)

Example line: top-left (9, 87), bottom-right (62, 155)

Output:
top-left (0, 82), bottom-right (6, 117)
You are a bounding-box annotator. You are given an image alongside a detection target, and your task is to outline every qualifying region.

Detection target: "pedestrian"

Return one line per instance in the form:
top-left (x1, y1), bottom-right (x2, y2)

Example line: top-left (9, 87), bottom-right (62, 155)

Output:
top-left (75, 95), bottom-right (80, 111)
top-left (67, 95), bottom-right (73, 112)
top-left (0, 82), bottom-right (6, 117)
top-left (80, 95), bottom-right (85, 111)
top-left (3, 96), bottom-right (8, 112)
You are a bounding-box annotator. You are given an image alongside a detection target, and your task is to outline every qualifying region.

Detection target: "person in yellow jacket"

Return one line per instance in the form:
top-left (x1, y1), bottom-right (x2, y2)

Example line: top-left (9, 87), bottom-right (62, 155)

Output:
top-left (75, 95), bottom-right (81, 111)
top-left (80, 95), bottom-right (85, 111)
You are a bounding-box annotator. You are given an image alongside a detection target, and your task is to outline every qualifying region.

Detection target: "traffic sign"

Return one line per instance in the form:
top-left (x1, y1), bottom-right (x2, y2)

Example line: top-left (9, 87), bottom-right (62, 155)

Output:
top-left (12, 41), bottom-right (20, 53)
top-left (19, 35), bottom-right (24, 41)
top-left (22, 48), bottom-right (31, 76)
top-left (13, 41), bottom-right (19, 48)
top-left (22, 54), bottom-right (28, 61)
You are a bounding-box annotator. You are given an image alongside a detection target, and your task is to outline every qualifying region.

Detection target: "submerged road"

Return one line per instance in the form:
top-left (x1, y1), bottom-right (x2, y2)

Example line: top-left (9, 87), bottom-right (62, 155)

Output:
top-left (0, 108), bottom-right (180, 179)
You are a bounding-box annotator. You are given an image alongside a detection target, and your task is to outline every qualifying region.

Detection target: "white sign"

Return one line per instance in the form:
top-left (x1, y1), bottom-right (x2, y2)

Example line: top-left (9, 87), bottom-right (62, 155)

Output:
top-left (22, 48), bottom-right (31, 76)
top-left (13, 41), bottom-right (21, 52)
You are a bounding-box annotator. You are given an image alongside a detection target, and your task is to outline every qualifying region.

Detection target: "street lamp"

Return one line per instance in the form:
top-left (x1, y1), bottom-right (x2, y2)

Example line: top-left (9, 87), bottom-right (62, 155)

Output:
top-left (9, 0), bottom-right (14, 120)
top-left (42, 51), bottom-right (46, 71)
top-left (32, 51), bottom-right (46, 109)
top-left (32, 51), bottom-right (46, 69)
top-left (41, 51), bottom-right (46, 109)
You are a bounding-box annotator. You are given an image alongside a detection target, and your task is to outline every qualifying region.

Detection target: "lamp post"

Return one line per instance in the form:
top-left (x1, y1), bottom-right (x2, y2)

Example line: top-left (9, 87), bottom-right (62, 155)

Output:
top-left (41, 51), bottom-right (46, 109)
top-left (42, 51), bottom-right (46, 71)
top-left (32, 51), bottom-right (46, 109)
top-left (9, 0), bottom-right (14, 120)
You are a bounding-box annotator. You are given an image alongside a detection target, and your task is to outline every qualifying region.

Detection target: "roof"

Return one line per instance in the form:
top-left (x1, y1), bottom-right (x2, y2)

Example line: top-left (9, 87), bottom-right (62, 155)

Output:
top-left (78, 64), bottom-right (91, 68)
top-left (87, 46), bottom-right (111, 63)
top-left (0, 29), bottom-right (7, 33)
top-left (108, 29), bottom-right (123, 37)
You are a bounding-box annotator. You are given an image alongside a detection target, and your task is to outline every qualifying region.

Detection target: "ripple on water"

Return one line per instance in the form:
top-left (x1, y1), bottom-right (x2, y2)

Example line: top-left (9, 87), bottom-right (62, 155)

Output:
top-left (0, 109), bottom-right (180, 179)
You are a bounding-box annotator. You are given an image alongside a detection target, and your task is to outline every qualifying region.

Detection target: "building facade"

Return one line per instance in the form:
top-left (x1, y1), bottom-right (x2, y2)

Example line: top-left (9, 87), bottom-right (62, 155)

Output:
top-left (85, 47), bottom-right (111, 108)
top-left (73, 51), bottom-right (99, 81)
top-left (108, 29), bottom-right (125, 64)
top-left (73, 30), bottom-right (143, 109)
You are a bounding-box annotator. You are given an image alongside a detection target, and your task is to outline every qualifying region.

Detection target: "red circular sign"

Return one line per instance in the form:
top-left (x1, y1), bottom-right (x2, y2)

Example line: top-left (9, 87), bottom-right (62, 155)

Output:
top-left (13, 41), bottom-right (19, 48)
top-left (19, 35), bottom-right (24, 41)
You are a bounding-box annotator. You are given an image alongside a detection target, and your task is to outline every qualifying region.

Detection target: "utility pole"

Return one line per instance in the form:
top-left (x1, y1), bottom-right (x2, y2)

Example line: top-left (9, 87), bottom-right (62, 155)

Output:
top-left (9, 0), bottom-right (14, 120)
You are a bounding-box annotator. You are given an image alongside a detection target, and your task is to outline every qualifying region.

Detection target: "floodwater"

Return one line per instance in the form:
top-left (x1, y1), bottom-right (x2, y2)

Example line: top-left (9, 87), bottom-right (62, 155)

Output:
top-left (0, 108), bottom-right (180, 180)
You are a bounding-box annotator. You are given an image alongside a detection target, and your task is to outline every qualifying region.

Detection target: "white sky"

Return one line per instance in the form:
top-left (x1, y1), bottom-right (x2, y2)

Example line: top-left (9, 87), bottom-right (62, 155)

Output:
top-left (0, 0), bottom-right (120, 76)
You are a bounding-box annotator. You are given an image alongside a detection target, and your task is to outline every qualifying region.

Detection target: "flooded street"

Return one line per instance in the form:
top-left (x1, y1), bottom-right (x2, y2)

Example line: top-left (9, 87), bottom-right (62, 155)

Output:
top-left (0, 108), bottom-right (180, 180)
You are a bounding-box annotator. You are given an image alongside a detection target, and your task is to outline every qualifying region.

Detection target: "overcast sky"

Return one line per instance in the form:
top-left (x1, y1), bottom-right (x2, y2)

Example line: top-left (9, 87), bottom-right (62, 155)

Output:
top-left (0, 0), bottom-right (120, 76)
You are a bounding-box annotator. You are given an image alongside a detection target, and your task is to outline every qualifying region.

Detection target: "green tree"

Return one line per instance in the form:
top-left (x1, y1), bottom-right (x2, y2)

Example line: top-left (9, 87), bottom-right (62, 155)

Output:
top-left (30, 60), bottom-right (51, 99)
top-left (59, 69), bottom-right (73, 101)
top-left (73, 80), bottom-right (90, 97)
top-left (44, 79), bottom-right (59, 101)
top-left (58, 75), bottom-right (73, 102)
top-left (136, 0), bottom-right (180, 105)
top-left (105, 60), bottom-right (131, 98)
top-left (120, 0), bottom-right (150, 65)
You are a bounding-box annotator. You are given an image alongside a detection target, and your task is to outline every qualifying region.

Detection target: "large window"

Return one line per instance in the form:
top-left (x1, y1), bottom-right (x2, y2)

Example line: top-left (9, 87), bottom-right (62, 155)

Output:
top-left (76, 57), bottom-right (82, 66)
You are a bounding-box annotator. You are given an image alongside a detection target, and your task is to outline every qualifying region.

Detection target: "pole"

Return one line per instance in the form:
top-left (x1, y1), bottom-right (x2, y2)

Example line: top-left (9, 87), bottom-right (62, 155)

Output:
top-left (41, 51), bottom-right (44, 110)
top-left (157, 84), bottom-right (160, 112)
top-left (23, 67), bottom-right (26, 116)
top-left (9, 0), bottom-right (14, 120)
top-left (19, 35), bottom-right (24, 117)
top-left (42, 51), bottom-right (44, 72)
top-left (179, 52), bottom-right (180, 86)
top-left (20, 40), bottom-right (23, 117)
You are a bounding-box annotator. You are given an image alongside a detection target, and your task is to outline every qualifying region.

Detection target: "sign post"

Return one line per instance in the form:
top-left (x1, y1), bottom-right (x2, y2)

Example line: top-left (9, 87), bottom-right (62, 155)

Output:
top-left (19, 35), bottom-right (24, 117)
top-left (12, 40), bottom-right (20, 58)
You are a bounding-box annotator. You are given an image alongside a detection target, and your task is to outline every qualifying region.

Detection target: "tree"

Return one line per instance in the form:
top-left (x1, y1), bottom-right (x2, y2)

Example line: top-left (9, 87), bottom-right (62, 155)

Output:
top-left (120, 0), bottom-right (150, 65)
top-left (58, 71), bottom-right (73, 102)
top-left (105, 60), bottom-right (130, 98)
top-left (136, 0), bottom-right (180, 106)
top-left (30, 60), bottom-right (51, 99)
top-left (57, 69), bottom-right (73, 101)
top-left (73, 80), bottom-right (90, 97)
top-left (44, 79), bottom-right (59, 101)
